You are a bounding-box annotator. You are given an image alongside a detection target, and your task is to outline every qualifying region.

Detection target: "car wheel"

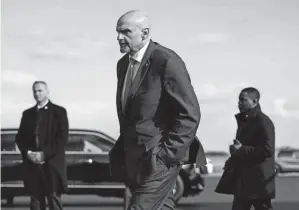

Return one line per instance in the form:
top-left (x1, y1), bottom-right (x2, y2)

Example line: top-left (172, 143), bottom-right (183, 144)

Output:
top-left (173, 175), bottom-right (184, 204)
top-left (275, 163), bottom-right (282, 174)
top-left (6, 196), bottom-right (14, 207)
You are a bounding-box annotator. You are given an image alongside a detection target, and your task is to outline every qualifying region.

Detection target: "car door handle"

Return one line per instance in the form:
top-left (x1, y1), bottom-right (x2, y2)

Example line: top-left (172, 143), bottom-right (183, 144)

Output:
top-left (77, 159), bottom-right (93, 164)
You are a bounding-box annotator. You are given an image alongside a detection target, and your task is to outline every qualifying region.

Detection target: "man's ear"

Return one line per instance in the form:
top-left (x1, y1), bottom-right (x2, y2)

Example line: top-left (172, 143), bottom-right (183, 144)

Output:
top-left (141, 28), bottom-right (149, 40)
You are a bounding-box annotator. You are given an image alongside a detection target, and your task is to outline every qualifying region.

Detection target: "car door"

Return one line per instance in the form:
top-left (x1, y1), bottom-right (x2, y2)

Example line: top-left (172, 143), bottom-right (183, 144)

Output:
top-left (1, 129), bottom-right (77, 188)
top-left (69, 130), bottom-right (123, 193)
top-left (62, 134), bottom-right (79, 189)
top-left (1, 130), bottom-right (24, 191)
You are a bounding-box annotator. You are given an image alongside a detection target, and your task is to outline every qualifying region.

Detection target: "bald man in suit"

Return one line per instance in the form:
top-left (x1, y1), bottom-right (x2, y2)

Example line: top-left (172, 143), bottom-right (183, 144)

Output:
top-left (109, 10), bottom-right (205, 210)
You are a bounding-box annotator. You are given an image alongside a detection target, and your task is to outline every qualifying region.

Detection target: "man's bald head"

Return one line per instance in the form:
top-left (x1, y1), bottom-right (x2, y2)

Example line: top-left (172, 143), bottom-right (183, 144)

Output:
top-left (116, 10), bottom-right (151, 55)
top-left (118, 10), bottom-right (151, 31)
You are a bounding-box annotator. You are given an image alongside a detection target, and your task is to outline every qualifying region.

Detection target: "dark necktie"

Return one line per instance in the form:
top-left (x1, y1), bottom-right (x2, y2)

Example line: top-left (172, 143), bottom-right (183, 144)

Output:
top-left (35, 108), bottom-right (41, 149)
top-left (122, 58), bottom-right (136, 112)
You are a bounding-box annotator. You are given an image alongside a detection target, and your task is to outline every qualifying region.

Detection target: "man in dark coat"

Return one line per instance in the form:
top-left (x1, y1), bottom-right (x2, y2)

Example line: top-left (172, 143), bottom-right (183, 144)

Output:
top-left (109, 10), bottom-right (206, 210)
top-left (226, 87), bottom-right (275, 210)
top-left (15, 81), bottom-right (69, 210)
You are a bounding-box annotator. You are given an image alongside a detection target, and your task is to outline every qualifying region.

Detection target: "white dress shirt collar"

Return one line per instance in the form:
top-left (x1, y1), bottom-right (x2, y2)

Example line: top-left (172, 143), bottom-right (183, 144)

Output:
top-left (37, 99), bottom-right (49, 110)
top-left (129, 40), bottom-right (150, 63)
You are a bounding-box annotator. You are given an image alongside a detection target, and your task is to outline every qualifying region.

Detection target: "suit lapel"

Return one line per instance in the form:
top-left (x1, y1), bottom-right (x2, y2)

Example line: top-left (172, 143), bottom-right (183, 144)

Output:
top-left (29, 105), bottom-right (38, 130)
top-left (125, 41), bottom-right (156, 110)
top-left (116, 54), bottom-right (130, 119)
top-left (37, 101), bottom-right (53, 147)
top-left (46, 101), bottom-right (54, 131)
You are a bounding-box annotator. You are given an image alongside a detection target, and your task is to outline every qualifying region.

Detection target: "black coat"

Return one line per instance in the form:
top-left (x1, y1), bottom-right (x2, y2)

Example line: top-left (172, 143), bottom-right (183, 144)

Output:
top-left (15, 101), bottom-right (69, 195)
top-left (226, 105), bottom-right (276, 199)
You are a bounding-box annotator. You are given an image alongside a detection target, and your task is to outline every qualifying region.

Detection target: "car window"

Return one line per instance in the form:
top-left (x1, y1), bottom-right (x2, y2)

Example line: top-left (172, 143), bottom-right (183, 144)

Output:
top-left (277, 151), bottom-right (294, 158)
top-left (1, 133), bottom-right (17, 151)
top-left (66, 133), bottom-right (114, 153)
top-left (1, 131), bottom-right (114, 153)
top-left (205, 151), bottom-right (229, 158)
top-left (294, 151), bottom-right (299, 159)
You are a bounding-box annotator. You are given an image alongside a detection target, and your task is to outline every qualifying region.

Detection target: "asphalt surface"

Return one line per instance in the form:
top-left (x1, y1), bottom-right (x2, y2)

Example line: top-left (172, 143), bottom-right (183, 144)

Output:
top-left (1, 174), bottom-right (299, 210)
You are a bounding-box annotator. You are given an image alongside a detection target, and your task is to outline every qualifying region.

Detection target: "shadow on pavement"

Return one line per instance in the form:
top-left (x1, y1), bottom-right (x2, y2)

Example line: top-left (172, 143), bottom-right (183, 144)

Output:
top-left (1, 201), bottom-right (124, 208)
top-left (2, 202), bottom-right (299, 210)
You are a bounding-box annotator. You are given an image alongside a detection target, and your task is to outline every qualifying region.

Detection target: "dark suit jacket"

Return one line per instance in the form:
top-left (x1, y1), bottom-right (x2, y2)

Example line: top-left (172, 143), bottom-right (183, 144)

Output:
top-left (225, 105), bottom-right (276, 199)
top-left (109, 40), bottom-right (205, 186)
top-left (15, 101), bottom-right (69, 195)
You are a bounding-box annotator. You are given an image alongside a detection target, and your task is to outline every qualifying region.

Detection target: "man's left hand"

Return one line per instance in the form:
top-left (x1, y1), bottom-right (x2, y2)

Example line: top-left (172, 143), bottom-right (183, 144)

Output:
top-left (30, 152), bottom-right (45, 164)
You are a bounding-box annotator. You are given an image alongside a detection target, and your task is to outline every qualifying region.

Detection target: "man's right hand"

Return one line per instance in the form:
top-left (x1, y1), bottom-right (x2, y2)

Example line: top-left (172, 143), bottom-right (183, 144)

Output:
top-left (229, 139), bottom-right (242, 154)
top-left (27, 151), bottom-right (44, 164)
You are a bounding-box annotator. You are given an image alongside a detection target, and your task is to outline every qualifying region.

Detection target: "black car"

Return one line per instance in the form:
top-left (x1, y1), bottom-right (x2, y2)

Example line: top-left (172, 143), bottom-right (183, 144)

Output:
top-left (1, 128), bottom-right (206, 206)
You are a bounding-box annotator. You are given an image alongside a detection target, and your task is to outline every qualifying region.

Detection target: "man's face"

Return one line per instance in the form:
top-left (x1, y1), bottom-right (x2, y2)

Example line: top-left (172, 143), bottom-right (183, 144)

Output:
top-left (116, 19), bottom-right (144, 54)
top-left (238, 91), bottom-right (257, 113)
top-left (33, 83), bottom-right (48, 103)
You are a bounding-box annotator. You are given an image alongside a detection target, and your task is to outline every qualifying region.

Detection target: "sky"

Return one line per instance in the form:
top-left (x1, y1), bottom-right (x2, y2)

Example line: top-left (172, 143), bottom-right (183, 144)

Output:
top-left (1, 0), bottom-right (299, 151)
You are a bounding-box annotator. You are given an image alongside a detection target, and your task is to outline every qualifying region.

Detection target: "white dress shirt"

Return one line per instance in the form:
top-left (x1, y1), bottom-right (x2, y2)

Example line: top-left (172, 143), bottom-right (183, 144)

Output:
top-left (121, 41), bottom-right (150, 110)
top-left (37, 99), bottom-right (49, 110)
top-left (128, 40), bottom-right (150, 80)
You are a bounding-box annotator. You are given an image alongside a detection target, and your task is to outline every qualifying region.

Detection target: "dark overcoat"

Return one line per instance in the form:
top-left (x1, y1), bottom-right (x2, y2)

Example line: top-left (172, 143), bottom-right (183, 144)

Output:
top-left (225, 105), bottom-right (276, 199)
top-left (15, 101), bottom-right (69, 195)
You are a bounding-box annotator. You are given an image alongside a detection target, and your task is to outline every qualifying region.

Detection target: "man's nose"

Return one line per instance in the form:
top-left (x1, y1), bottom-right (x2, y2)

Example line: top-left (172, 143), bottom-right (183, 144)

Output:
top-left (117, 33), bottom-right (124, 41)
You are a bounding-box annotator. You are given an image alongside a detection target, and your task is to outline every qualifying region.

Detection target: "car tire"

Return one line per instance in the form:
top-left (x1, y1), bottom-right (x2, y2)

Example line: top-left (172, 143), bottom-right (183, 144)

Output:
top-left (6, 196), bottom-right (14, 207)
top-left (173, 175), bottom-right (184, 204)
top-left (275, 163), bottom-right (282, 174)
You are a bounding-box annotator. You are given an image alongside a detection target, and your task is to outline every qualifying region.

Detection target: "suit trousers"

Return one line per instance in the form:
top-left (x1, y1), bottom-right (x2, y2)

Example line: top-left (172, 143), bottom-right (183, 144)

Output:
top-left (28, 164), bottom-right (63, 210)
top-left (30, 193), bottom-right (62, 210)
top-left (232, 196), bottom-right (273, 210)
top-left (126, 156), bottom-right (182, 210)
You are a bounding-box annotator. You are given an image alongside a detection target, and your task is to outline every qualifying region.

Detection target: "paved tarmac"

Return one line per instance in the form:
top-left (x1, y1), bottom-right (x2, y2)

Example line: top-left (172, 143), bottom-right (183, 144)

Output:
top-left (2, 174), bottom-right (299, 210)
